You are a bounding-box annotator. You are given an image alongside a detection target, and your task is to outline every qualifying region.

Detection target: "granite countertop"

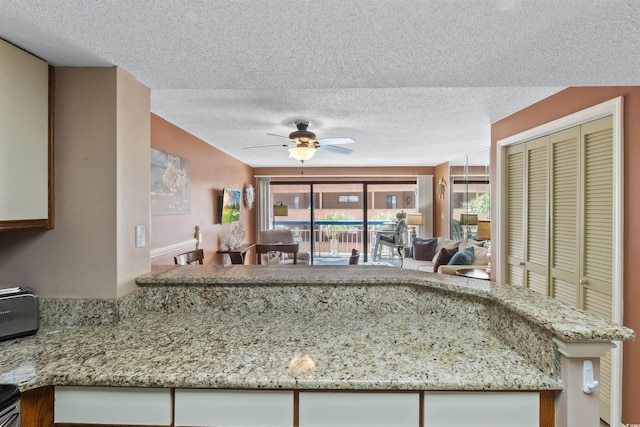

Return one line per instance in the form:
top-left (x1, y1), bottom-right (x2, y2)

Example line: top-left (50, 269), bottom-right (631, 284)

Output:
top-left (137, 265), bottom-right (635, 343)
top-left (0, 265), bottom-right (634, 393)
top-left (0, 310), bottom-right (558, 392)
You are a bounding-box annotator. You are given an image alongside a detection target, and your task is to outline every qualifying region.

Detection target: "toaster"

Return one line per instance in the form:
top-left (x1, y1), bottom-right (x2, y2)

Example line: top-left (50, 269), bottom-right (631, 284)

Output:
top-left (0, 287), bottom-right (39, 341)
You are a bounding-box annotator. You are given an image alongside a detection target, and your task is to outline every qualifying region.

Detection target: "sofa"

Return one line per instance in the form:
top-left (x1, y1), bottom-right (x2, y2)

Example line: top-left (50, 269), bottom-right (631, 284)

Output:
top-left (402, 237), bottom-right (490, 275)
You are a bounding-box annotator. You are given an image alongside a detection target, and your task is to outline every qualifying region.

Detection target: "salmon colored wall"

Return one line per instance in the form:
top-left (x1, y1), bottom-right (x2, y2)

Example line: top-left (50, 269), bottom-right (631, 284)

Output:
top-left (491, 87), bottom-right (640, 424)
top-left (150, 114), bottom-right (256, 265)
top-left (254, 166), bottom-right (435, 177)
top-left (433, 162), bottom-right (449, 238)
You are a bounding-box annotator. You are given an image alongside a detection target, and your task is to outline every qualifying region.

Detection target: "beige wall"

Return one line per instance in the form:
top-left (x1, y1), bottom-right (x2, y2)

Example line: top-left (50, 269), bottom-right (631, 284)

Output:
top-left (0, 67), bottom-right (150, 299)
top-left (491, 86), bottom-right (640, 424)
top-left (116, 68), bottom-right (151, 297)
top-left (150, 114), bottom-right (256, 265)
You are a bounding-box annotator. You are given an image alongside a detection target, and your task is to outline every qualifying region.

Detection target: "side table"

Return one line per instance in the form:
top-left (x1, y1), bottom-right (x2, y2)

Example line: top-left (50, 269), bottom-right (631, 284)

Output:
top-left (455, 268), bottom-right (490, 281)
top-left (217, 243), bottom-right (255, 265)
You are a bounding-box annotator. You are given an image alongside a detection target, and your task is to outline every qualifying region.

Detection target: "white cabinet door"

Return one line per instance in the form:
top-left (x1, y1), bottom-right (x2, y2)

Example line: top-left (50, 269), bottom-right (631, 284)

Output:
top-left (423, 392), bottom-right (539, 427)
top-left (174, 389), bottom-right (293, 427)
top-left (54, 386), bottom-right (172, 425)
top-left (0, 39), bottom-right (49, 223)
top-left (299, 392), bottom-right (419, 427)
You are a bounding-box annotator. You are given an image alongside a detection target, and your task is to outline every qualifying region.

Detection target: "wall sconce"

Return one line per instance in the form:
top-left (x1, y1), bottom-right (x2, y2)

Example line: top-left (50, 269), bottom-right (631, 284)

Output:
top-left (273, 202), bottom-right (289, 217)
top-left (407, 213), bottom-right (424, 239)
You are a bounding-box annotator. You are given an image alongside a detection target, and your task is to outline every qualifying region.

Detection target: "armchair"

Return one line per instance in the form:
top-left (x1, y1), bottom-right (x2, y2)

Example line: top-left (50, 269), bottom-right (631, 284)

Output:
top-left (259, 229), bottom-right (310, 265)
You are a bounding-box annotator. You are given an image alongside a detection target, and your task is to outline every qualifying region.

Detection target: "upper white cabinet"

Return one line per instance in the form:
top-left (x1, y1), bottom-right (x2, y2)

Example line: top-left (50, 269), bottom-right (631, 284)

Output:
top-left (0, 39), bottom-right (52, 230)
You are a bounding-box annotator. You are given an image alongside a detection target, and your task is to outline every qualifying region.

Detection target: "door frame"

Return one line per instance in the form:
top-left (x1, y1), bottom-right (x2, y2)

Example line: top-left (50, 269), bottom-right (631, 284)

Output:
top-left (495, 96), bottom-right (624, 425)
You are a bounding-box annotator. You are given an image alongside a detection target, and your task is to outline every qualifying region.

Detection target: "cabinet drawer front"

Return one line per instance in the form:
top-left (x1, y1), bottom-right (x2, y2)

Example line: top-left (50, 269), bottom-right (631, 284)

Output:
top-left (54, 386), bottom-right (171, 425)
top-left (423, 391), bottom-right (539, 427)
top-left (174, 389), bottom-right (293, 427)
top-left (299, 392), bottom-right (419, 427)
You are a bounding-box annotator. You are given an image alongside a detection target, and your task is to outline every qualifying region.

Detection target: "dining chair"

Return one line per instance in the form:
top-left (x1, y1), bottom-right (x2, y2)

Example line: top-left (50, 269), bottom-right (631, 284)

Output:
top-left (174, 249), bottom-right (204, 265)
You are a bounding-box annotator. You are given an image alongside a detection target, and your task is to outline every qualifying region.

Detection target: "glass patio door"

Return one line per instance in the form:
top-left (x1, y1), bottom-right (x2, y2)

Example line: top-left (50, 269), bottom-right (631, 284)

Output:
top-left (269, 181), bottom-right (417, 265)
top-left (312, 183), bottom-right (364, 264)
top-left (366, 183), bottom-right (417, 265)
top-left (270, 183), bottom-right (312, 260)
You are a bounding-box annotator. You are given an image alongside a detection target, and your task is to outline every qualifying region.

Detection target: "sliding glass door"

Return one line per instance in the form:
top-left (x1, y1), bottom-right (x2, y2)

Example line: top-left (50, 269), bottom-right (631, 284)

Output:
top-left (269, 181), bottom-right (416, 265)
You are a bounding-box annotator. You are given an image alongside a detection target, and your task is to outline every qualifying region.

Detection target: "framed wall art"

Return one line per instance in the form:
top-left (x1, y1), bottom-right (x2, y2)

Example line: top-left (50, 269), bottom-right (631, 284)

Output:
top-left (150, 148), bottom-right (191, 215)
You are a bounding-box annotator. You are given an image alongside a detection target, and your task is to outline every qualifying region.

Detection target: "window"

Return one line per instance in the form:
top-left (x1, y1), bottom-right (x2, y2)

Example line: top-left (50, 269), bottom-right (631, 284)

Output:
top-left (386, 195), bottom-right (397, 209)
top-left (338, 195), bottom-right (359, 203)
top-left (289, 195), bottom-right (300, 209)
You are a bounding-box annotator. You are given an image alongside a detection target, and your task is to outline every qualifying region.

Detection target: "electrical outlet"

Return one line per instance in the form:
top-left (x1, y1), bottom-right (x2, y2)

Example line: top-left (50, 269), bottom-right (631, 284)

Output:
top-left (135, 225), bottom-right (145, 248)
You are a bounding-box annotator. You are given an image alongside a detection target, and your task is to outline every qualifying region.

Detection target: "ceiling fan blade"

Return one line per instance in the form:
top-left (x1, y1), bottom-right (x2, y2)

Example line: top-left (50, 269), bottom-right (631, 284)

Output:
top-left (320, 144), bottom-right (352, 155)
top-left (266, 133), bottom-right (294, 141)
top-left (317, 137), bottom-right (355, 146)
top-left (242, 144), bottom-right (290, 149)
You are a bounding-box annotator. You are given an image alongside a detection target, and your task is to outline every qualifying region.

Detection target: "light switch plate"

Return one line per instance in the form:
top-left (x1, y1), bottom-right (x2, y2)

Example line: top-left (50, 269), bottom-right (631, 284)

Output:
top-left (135, 225), bottom-right (145, 248)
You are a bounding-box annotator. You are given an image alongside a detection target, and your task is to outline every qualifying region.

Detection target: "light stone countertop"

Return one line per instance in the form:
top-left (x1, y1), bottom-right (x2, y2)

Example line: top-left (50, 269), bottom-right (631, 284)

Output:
top-left (1, 311), bottom-right (557, 392)
top-left (0, 265), bottom-right (634, 393)
top-left (137, 265), bottom-right (635, 343)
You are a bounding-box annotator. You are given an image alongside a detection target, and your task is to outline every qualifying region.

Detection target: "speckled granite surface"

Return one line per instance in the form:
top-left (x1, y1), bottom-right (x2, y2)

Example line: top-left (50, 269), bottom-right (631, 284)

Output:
top-left (1, 265), bottom-right (634, 393)
top-left (1, 311), bottom-right (558, 392)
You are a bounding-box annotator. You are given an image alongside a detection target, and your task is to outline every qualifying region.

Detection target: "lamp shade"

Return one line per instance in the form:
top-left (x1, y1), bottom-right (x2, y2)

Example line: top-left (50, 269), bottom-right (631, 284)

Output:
top-left (407, 213), bottom-right (424, 226)
top-left (460, 213), bottom-right (478, 226)
top-left (476, 220), bottom-right (491, 240)
top-left (273, 202), bottom-right (289, 217)
top-left (289, 146), bottom-right (317, 162)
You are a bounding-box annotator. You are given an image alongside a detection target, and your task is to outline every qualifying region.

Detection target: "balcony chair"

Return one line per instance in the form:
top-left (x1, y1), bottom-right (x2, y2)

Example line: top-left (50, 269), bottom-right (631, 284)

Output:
top-left (259, 229), bottom-right (310, 265)
top-left (372, 219), bottom-right (407, 262)
top-left (451, 218), bottom-right (465, 241)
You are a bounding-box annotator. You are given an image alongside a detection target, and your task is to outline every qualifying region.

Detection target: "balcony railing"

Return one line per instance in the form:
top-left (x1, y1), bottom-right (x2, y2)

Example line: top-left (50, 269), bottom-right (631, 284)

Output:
top-left (270, 219), bottom-right (401, 261)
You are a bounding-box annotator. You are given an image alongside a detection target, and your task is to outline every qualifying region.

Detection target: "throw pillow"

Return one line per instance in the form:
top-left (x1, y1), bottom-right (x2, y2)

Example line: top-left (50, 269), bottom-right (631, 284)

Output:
top-left (432, 238), bottom-right (462, 262)
top-left (409, 237), bottom-right (436, 258)
top-left (413, 238), bottom-right (437, 261)
top-left (448, 246), bottom-right (475, 265)
top-left (459, 242), bottom-right (489, 265)
top-left (433, 246), bottom-right (459, 273)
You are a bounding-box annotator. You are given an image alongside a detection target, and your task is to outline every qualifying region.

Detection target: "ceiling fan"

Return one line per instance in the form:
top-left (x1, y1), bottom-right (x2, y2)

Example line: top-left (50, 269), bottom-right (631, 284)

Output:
top-left (243, 121), bottom-right (355, 163)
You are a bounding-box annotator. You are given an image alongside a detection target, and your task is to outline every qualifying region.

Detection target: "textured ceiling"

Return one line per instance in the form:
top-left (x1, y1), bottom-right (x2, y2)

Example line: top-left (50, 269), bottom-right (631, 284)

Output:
top-left (1, 0), bottom-right (638, 167)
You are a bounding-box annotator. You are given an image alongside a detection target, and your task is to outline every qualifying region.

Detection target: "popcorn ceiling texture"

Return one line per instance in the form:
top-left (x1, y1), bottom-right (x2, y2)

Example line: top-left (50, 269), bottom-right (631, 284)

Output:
top-left (1, 1), bottom-right (637, 167)
top-left (4, 265), bottom-right (632, 394)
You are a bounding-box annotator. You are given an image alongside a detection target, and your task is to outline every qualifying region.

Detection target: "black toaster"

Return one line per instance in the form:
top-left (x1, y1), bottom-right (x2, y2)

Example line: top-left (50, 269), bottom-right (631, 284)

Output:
top-left (0, 287), bottom-right (39, 341)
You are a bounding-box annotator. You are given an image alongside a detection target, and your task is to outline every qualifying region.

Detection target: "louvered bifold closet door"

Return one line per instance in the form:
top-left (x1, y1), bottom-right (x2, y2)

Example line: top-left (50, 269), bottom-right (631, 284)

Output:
top-left (524, 137), bottom-right (549, 295)
top-left (580, 115), bottom-right (614, 422)
top-left (506, 144), bottom-right (525, 286)
top-left (549, 126), bottom-right (581, 307)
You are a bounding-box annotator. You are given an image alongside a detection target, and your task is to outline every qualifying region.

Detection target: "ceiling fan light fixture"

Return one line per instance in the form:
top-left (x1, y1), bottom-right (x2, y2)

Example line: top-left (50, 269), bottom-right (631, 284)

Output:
top-left (289, 145), bottom-right (317, 162)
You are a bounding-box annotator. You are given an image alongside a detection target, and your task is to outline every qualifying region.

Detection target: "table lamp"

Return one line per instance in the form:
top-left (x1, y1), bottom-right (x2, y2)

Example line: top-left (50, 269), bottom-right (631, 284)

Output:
top-left (407, 213), bottom-right (424, 239)
top-left (273, 202), bottom-right (288, 229)
top-left (476, 220), bottom-right (491, 274)
top-left (273, 202), bottom-right (288, 217)
top-left (460, 213), bottom-right (478, 239)
top-left (476, 220), bottom-right (491, 241)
